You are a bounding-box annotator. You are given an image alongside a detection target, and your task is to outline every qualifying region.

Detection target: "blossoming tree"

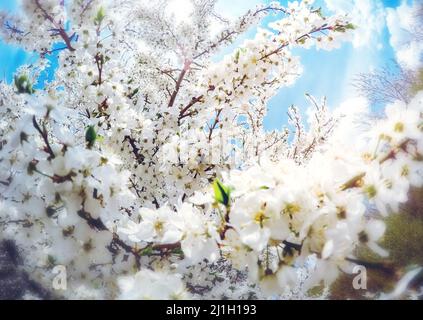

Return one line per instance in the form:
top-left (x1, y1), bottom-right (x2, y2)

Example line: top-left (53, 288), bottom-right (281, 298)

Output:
top-left (0, 0), bottom-right (422, 299)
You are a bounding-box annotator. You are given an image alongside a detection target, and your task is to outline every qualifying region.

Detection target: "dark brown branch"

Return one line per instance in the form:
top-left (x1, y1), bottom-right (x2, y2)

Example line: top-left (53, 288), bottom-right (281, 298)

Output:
top-left (0, 177), bottom-right (11, 186)
top-left (179, 95), bottom-right (204, 120)
top-left (129, 177), bottom-right (142, 198)
top-left (151, 242), bottom-right (181, 252)
top-left (80, 0), bottom-right (95, 19)
top-left (168, 60), bottom-right (192, 108)
top-left (124, 135), bottom-right (145, 164)
top-left (282, 240), bottom-right (302, 253)
top-left (94, 53), bottom-right (104, 85)
top-left (51, 171), bottom-right (77, 184)
top-left (32, 116), bottom-right (55, 160)
top-left (77, 206), bottom-right (142, 269)
top-left (34, 0), bottom-right (76, 52)
top-left (208, 109), bottom-right (222, 141)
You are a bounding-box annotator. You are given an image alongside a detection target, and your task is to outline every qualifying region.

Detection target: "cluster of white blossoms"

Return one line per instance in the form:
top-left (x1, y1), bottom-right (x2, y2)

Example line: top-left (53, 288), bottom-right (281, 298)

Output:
top-left (117, 92), bottom-right (423, 297)
top-left (0, 0), bottom-right (421, 299)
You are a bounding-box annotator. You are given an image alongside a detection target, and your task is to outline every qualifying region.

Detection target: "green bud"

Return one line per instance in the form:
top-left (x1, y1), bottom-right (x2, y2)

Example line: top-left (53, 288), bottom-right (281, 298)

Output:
top-left (47, 255), bottom-right (57, 267)
top-left (27, 160), bottom-right (37, 176)
top-left (345, 23), bottom-right (356, 30)
top-left (297, 38), bottom-right (307, 45)
top-left (20, 131), bottom-right (28, 144)
top-left (213, 178), bottom-right (231, 207)
top-left (234, 50), bottom-right (241, 63)
top-left (315, 7), bottom-right (324, 18)
top-left (85, 125), bottom-right (97, 148)
top-left (94, 7), bottom-right (106, 25)
top-left (14, 74), bottom-right (35, 94)
top-left (141, 246), bottom-right (153, 256)
top-left (46, 206), bottom-right (57, 218)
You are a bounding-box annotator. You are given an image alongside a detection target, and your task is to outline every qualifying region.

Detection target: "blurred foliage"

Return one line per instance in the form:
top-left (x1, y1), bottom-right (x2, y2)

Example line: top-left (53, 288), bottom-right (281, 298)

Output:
top-left (410, 68), bottom-right (423, 96)
top-left (330, 187), bottom-right (423, 299)
top-left (331, 59), bottom-right (423, 299)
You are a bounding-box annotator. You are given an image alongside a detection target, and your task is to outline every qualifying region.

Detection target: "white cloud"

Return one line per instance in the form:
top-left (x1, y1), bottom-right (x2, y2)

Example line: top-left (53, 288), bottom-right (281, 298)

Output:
top-left (386, 0), bottom-right (423, 70)
top-left (330, 96), bottom-right (371, 146)
top-left (324, 0), bottom-right (386, 48)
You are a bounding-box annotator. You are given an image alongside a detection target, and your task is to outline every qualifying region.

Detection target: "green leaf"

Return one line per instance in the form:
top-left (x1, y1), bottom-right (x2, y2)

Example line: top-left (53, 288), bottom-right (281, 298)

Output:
top-left (96, 134), bottom-right (105, 143)
top-left (345, 23), bottom-right (356, 30)
top-left (234, 50), bottom-right (241, 63)
top-left (140, 246), bottom-right (153, 256)
top-left (296, 38), bottom-right (307, 45)
top-left (85, 125), bottom-right (97, 148)
top-left (172, 247), bottom-right (184, 256)
top-left (20, 131), bottom-right (28, 144)
top-left (94, 6), bottom-right (106, 25)
top-left (47, 255), bottom-right (56, 267)
top-left (14, 74), bottom-right (34, 94)
top-left (333, 23), bottom-right (355, 33)
top-left (213, 178), bottom-right (231, 206)
top-left (314, 7), bottom-right (324, 18)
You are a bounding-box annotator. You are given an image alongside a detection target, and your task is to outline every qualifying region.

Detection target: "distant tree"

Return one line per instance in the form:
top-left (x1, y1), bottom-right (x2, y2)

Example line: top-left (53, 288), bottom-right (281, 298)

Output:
top-left (353, 63), bottom-right (417, 105)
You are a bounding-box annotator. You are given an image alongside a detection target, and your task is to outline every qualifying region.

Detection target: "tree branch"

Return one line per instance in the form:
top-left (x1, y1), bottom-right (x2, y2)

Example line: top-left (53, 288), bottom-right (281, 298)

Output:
top-left (32, 116), bottom-right (55, 160)
top-left (168, 60), bottom-right (192, 108)
top-left (34, 0), bottom-right (76, 52)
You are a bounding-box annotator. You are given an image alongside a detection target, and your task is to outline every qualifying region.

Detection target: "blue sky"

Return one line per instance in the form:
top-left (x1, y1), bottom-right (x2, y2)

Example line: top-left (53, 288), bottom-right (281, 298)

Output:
top-left (0, 0), bottom-right (34, 84)
top-left (0, 0), bottom-right (413, 130)
top-left (215, 0), bottom-right (409, 129)
top-left (263, 0), bottom-right (404, 129)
